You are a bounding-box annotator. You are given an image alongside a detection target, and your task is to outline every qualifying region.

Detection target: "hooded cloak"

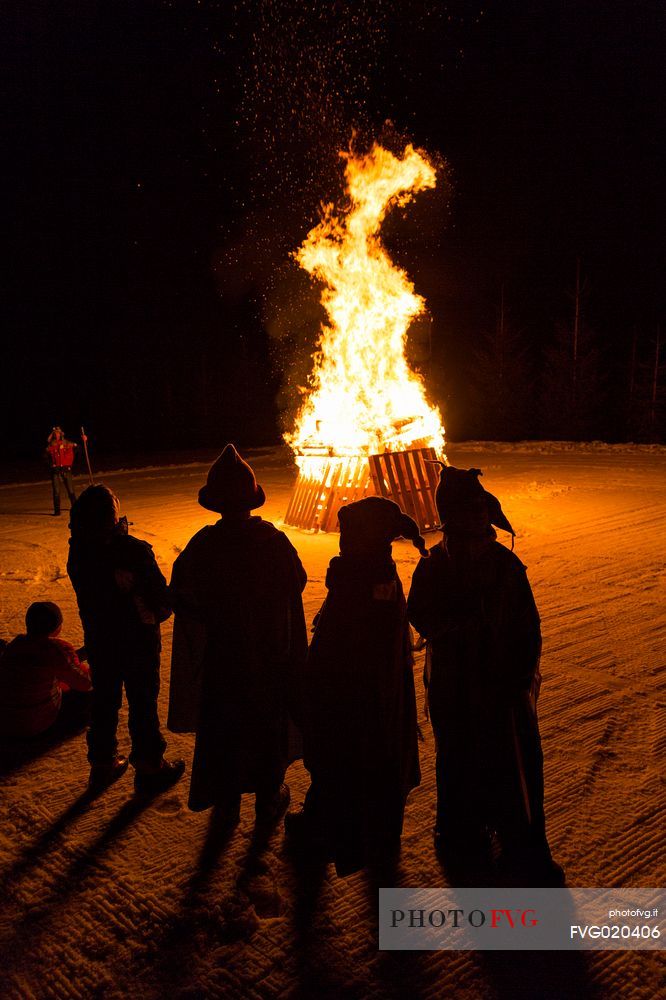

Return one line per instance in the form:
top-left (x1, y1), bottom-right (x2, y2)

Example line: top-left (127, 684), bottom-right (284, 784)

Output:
top-left (301, 497), bottom-right (422, 875)
top-left (169, 512), bottom-right (307, 810)
top-left (407, 466), bottom-right (546, 848)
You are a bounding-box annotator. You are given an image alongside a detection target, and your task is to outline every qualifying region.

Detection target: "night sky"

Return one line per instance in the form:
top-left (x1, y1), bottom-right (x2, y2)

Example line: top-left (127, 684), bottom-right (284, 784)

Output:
top-left (4, 0), bottom-right (664, 461)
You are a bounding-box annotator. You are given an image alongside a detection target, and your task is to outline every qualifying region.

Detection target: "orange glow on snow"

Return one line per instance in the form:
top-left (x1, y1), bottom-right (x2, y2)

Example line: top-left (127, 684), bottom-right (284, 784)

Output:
top-left (286, 142), bottom-right (445, 479)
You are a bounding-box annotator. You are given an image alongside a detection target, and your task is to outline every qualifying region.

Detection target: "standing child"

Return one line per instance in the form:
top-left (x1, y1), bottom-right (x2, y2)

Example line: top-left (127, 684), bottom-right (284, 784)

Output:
top-left (407, 464), bottom-right (563, 884)
top-left (0, 602), bottom-right (91, 740)
top-left (287, 496), bottom-right (423, 876)
top-left (67, 485), bottom-right (184, 793)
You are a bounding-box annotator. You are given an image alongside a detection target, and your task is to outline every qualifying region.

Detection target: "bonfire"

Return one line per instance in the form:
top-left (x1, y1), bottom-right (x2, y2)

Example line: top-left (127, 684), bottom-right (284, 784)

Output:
top-left (285, 142), bottom-right (445, 532)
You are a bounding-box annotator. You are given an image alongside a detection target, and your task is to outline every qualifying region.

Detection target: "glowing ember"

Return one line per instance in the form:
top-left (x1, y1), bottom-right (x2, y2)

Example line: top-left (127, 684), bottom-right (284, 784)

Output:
top-left (286, 141), bottom-right (445, 482)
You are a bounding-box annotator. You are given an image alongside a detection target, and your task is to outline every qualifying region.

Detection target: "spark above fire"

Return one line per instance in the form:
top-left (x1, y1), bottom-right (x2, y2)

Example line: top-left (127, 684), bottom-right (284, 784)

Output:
top-left (285, 142), bottom-right (445, 532)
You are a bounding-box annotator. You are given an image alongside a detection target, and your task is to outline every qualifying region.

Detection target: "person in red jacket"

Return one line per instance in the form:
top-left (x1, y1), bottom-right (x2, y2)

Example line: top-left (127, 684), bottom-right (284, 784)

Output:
top-left (0, 602), bottom-right (92, 740)
top-left (45, 426), bottom-right (77, 516)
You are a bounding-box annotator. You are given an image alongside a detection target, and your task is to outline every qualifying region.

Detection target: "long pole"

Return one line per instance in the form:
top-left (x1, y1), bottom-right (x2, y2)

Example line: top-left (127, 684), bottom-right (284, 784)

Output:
top-left (628, 326), bottom-right (637, 402)
top-left (650, 326), bottom-right (661, 434)
top-left (572, 257), bottom-right (580, 408)
top-left (80, 426), bottom-right (94, 484)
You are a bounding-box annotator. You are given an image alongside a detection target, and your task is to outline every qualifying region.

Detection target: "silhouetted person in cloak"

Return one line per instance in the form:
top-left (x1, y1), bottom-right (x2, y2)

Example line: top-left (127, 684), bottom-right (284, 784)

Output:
top-left (407, 465), bottom-right (563, 885)
top-left (168, 445), bottom-right (307, 831)
top-left (67, 485), bottom-right (185, 793)
top-left (286, 496), bottom-right (423, 876)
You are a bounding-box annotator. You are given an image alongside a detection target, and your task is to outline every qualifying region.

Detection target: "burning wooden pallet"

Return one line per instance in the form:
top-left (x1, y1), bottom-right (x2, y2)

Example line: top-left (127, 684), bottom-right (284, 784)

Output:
top-left (368, 446), bottom-right (441, 531)
top-left (285, 447), bottom-right (441, 533)
top-left (285, 454), bottom-right (370, 532)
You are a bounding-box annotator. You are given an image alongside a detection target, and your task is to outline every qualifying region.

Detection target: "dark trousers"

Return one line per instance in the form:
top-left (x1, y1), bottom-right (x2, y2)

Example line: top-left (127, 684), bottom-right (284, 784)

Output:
top-left (86, 636), bottom-right (166, 769)
top-left (50, 468), bottom-right (76, 513)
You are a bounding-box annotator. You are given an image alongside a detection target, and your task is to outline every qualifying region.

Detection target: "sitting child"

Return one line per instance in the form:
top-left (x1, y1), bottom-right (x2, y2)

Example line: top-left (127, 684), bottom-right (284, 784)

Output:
top-left (0, 602), bottom-right (92, 740)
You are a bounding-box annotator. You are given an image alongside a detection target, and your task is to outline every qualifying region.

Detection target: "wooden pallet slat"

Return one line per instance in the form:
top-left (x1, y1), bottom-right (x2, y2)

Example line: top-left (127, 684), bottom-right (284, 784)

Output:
top-left (392, 452), bottom-right (415, 520)
top-left (368, 454), bottom-right (385, 496)
top-left (380, 453), bottom-right (401, 509)
top-left (422, 448), bottom-right (442, 528)
top-left (295, 473), bottom-right (314, 520)
top-left (286, 455), bottom-right (372, 531)
top-left (370, 447), bottom-right (441, 533)
top-left (320, 459), bottom-right (344, 531)
top-left (398, 450), bottom-right (422, 524)
top-left (408, 448), bottom-right (430, 524)
top-left (406, 449), bottom-right (430, 528)
top-left (285, 447), bottom-right (441, 534)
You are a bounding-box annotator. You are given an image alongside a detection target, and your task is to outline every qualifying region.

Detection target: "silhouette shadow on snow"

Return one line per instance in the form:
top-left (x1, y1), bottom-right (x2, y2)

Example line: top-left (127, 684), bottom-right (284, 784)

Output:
top-left (147, 808), bottom-right (277, 994)
top-left (0, 722), bottom-right (86, 780)
top-left (0, 791), bottom-right (158, 990)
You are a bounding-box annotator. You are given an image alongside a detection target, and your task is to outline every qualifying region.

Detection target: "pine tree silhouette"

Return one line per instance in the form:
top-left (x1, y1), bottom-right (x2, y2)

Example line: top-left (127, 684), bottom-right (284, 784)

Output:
top-left (539, 260), bottom-right (605, 439)
top-left (470, 284), bottom-right (535, 439)
top-left (626, 326), bottom-right (665, 441)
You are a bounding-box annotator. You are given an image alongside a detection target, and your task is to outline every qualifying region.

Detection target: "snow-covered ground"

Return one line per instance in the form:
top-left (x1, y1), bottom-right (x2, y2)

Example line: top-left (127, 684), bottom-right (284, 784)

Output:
top-left (0, 444), bottom-right (664, 999)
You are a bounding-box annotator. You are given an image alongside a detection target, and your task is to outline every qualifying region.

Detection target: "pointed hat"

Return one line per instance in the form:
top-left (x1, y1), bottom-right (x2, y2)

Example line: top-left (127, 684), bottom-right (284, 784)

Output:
top-left (434, 464), bottom-right (515, 537)
top-left (338, 496), bottom-right (428, 557)
top-left (198, 444), bottom-right (266, 513)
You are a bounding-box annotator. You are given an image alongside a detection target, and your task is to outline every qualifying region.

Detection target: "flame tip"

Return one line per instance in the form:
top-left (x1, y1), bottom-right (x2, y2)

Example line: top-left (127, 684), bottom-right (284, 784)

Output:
top-left (288, 140), bottom-right (445, 462)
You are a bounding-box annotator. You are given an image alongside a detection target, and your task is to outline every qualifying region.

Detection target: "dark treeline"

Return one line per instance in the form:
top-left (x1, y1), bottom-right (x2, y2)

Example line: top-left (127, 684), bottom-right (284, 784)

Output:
top-left (4, 248), bottom-right (664, 461)
top-left (419, 260), bottom-right (665, 444)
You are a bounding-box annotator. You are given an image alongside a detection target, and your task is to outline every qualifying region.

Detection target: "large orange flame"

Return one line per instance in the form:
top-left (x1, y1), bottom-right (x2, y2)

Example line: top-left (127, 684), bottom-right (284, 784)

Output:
top-left (286, 142), bottom-right (445, 474)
